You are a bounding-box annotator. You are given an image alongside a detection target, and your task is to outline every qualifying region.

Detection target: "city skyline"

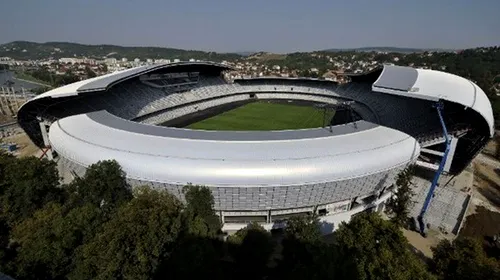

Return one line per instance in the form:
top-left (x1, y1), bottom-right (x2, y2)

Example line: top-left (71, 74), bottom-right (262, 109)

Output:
top-left (1, 0), bottom-right (499, 53)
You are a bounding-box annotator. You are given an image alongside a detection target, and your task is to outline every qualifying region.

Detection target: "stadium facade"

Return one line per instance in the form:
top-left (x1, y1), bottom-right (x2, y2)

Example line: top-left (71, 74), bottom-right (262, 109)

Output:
top-left (18, 62), bottom-right (494, 232)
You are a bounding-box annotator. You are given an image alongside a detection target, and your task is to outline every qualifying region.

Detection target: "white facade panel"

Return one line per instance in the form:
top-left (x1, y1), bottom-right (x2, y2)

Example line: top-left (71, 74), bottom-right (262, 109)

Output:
top-left (49, 113), bottom-right (420, 187)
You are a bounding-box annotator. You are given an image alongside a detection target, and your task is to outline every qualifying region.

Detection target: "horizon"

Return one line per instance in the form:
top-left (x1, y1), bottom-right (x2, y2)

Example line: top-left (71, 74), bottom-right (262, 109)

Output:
top-left (1, 0), bottom-right (499, 53)
top-left (3, 40), bottom-right (495, 55)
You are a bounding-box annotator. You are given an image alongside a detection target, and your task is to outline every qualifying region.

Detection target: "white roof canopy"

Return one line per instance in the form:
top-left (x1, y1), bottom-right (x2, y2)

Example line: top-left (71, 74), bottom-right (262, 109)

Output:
top-left (49, 111), bottom-right (420, 186)
top-left (373, 65), bottom-right (494, 136)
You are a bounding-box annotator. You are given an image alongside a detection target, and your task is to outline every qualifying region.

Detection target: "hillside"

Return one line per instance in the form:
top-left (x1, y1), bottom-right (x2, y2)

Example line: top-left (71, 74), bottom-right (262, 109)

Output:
top-left (322, 47), bottom-right (455, 53)
top-left (0, 41), bottom-right (243, 61)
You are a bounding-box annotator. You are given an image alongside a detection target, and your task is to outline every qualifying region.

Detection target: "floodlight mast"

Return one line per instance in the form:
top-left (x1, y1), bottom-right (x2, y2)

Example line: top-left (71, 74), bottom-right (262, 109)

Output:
top-left (417, 101), bottom-right (451, 237)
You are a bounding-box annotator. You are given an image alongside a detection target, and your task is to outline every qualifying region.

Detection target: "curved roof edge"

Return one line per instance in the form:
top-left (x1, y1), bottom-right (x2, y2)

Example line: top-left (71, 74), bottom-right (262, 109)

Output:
top-left (48, 111), bottom-right (421, 186)
top-left (25, 61), bottom-right (232, 102)
top-left (234, 77), bottom-right (337, 83)
top-left (88, 110), bottom-right (378, 141)
top-left (372, 65), bottom-right (494, 137)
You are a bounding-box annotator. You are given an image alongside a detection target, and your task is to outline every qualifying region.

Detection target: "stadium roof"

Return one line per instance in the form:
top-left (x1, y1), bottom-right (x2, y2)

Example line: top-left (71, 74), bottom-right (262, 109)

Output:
top-left (21, 62), bottom-right (493, 138)
top-left (27, 61), bottom-right (231, 101)
top-left (49, 111), bottom-right (420, 186)
top-left (373, 65), bottom-right (494, 136)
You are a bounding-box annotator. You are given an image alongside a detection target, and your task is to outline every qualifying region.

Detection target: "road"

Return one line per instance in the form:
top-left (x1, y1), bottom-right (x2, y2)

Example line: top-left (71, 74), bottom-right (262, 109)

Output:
top-left (13, 77), bottom-right (51, 87)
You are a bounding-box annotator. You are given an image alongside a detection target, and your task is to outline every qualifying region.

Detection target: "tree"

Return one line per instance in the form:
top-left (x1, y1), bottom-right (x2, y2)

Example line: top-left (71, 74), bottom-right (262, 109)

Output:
top-left (71, 186), bottom-right (183, 280)
top-left (0, 216), bottom-right (15, 276)
top-left (386, 166), bottom-right (415, 227)
top-left (67, 160), bottom-right (132, 211)
top-left (334, 212), bottom-right (434, 280)
top-left (275, 215), bottom-right (327, 280)
top-left (155, 235), bottom-right (226, 280)
top-left (11, 203), bottom-right (104, 279)
top-left (153, 185), bottom-right (225, 279)
top-left (85, 66), bottom-right (97, 78)
top-left (284, 215), bottom-right (322, 243)
top-left (154, 185), bottom-right (225, 280)
top-left (0, 156), bottom-right (62, 226)
top-left (54, 72), bottom-right (80, 86)
top-left (0, 152), bottom-right (15, 194)
top-left (227, 222), bottom-right (274, 278)
top-left (30, 86), bottom-right (51, 95)
top-left (431, 238), bottom-right (500, 280)
top-left (182, 185), bottom-right (221, 236)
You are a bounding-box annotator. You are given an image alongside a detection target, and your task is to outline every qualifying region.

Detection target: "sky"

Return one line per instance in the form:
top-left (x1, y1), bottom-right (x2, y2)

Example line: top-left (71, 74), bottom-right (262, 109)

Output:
top-left (0, 0), bottom-right (499, 53)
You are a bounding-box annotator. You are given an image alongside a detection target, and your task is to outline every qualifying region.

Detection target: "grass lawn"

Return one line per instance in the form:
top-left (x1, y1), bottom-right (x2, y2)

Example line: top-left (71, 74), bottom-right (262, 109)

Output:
top-left (187, 101), bottom-right (333, 131)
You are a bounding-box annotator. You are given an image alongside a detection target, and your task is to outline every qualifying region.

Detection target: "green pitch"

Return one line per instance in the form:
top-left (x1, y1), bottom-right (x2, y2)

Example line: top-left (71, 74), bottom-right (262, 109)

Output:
top-left (187, 101), bottom-right (333, 131)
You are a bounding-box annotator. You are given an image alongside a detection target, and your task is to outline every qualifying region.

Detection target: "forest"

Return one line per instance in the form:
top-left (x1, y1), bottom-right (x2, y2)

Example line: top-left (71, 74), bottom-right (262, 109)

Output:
top-left (0, 153), bottom-right (499, 279)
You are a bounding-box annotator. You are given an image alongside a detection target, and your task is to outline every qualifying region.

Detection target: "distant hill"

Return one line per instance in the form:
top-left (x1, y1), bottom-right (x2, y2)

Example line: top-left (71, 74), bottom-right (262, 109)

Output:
top-left (0, 41), bottom-right (243, 61)
top-left (232, 51), bottom-right (257, 56)
top-left (246, 52), bottom-right (286, 61)
top-left (322, 47), bottom-right (455, 53)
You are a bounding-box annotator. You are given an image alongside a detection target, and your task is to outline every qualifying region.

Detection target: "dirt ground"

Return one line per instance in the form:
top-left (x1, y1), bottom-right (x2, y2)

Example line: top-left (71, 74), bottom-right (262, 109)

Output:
top-left (483, 139), bottom-right (498, 158)
top-left (459, 206), bottom-right (500, 259)
top-left (3, 132), bottom-right (39, 158)
top-left (402, 228), bottom-right (448, 258)
top-left (0, 114), bottom-right (14, 123)
top-left (473, 162), bottom-right (500, 211)
top-left (456, 152), bottom-right (500, 259)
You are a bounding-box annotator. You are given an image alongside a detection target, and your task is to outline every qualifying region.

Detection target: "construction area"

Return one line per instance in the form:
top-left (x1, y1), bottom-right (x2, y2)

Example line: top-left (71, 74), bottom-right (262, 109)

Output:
top-left (403, 138), bottom-right (500, 259)
top-left (0, 86), bottom-right (30, 120)
top-left (0, 86), bottom-right (38, 158)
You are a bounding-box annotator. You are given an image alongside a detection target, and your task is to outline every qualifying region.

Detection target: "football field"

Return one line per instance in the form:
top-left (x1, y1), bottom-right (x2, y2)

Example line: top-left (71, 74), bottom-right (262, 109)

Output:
top-left (187, 101), bottom-right (333, 131)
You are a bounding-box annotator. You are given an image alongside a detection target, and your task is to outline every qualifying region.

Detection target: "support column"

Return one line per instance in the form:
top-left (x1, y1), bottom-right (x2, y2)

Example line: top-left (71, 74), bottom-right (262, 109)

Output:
top-left (267, 210), bottom-right (271, 224)
top-left (39, 121), bottom-right (53, 160)
top-left (22, 87), bottom-right (27, 102)
top-left (377, 202), bottom-right (385, 213)
top-left (3, 87), bottom-right (12, 115)
top-left (0, 87), bottom-right (6, 115)
top-left (10, 87), bottom-right (18, 113)
top-left (219, 210), bottom-right (225, 224)
top-left (443, 136), bottom-right (458, 173)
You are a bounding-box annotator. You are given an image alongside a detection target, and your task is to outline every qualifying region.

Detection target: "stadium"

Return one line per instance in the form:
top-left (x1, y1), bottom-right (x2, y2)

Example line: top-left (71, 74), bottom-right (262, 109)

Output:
top-left (17, 61), bottom-right (494, 232)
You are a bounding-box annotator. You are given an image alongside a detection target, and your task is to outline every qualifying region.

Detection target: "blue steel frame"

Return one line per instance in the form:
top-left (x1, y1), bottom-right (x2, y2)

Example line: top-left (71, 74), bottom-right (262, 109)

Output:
top-left (417, 101), bottom-right (451, 236)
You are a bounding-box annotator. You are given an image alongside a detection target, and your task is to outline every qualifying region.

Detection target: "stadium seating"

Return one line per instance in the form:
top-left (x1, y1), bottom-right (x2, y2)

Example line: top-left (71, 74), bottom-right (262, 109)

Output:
top-left (38, 75), bottom-right (470, 148)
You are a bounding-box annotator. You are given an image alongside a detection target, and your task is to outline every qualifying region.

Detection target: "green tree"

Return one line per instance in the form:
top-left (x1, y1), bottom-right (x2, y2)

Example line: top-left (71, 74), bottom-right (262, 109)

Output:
top-left (276, 215), bottom-right (326, 280)
top-left (228, 222), bottom-right (274, 278)
top-left (71, 186), bottom-right (183, 280)
top-left (54, 72), bottom-right (80, 86)
top-left (284, 215), bottom-right (322, 243)
top-left (431, 238), bottom-right (500, 280)
top-left (386, 166), bottom-right (415, 227)
top-left (182, 185), bottom-right (221, 236)
top-left (0, 156), bottom-right (62, 226)
top-left (155, 235), bottom-right (226, 280)
top-left (0, 152), bottom-right (15, 193)
top-left (154, 185), bottom-right (224, 279)
top-left (85, 66), bottom-right (97, 78)
top-left (334, 212), bottom-right (434, 280)
top-left (67, 160), bottom-right (132, 210)
top-left (11, 202), bottom-right (104, 279)
top-left (30, 86), bottom-right (51, 95)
